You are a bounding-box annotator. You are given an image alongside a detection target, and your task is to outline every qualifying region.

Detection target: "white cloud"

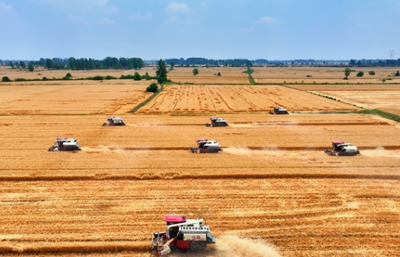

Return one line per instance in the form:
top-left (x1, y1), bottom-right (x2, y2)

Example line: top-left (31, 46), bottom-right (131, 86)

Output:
top-left (0, 2), bottom-right (13, 12)
top-left (166, 2), bottom-right (191, 13)
top-left (258, 16), bottom-right (276, 24)
top-left (129, 12), bottom-right (152, 21)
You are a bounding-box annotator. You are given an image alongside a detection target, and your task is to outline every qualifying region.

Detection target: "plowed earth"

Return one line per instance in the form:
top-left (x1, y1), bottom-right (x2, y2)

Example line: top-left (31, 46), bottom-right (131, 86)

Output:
top-left (1, 113), bottom-right (400, 257)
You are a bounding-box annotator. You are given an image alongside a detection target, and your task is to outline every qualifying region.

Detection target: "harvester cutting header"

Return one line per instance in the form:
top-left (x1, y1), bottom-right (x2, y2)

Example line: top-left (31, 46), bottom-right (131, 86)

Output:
top-left (150, 215), bottom-right (216, 256)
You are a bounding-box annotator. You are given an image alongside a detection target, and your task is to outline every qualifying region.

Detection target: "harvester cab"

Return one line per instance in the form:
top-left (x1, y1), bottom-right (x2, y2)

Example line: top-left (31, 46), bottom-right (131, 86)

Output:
top-left (206, 116), bottom-right (228, 127)
top-left (102, 116), bottom-right (126, 126)
top-left (48, 137), bottom-right (81, 151)
top-left (190, 138), bottom-right (222, 153)
top-left (324, 141), bottom-right (360, 156)
top-left (269, 106), bottom-right (289, 115)
top-left (150, 215), bottom-right (216, 256)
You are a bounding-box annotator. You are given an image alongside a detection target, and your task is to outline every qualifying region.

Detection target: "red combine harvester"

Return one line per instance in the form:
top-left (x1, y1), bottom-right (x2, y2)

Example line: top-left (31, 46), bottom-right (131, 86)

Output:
top-left (324, 141), bottom-right (360, 156)
top-left (102, 116), bottom-right (126, 126)
top-left (150, 215), bottom-right (216, 256)
top-left (205, 116), bottom-right (228, 127)
top-left (190, 138), bottom-right (222, 153)
top-left (48, 137), bottom-right (81, 151)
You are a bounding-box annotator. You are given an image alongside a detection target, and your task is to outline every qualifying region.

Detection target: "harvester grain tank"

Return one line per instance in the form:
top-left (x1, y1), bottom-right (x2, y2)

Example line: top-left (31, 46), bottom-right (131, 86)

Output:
top-left (102, 116), bottom-right (126, 126)
top-left (324, 141), bottom-right (360, 156)
top-left (269, 106), bottom-right (289, 115)
top-left (190, 138), bottom-right (222, 153)
top-left (150, 215), bottom-right (216, 256)
top-left (48, 137), bottom-right (81, 151)
top-left (206, 116), bottom-right (228, 127)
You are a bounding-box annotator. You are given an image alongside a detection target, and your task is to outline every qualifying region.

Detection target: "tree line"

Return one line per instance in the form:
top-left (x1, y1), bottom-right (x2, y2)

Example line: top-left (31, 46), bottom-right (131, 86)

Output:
top-left (349, 59), bottom-right (400, 67)
top-left (165, 58), bottom-right (252, 67)
top-left (6, 57), bottom-right (145, 70)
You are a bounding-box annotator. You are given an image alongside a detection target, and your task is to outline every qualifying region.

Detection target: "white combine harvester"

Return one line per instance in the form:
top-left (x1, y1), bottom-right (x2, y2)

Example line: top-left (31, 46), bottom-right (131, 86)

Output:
top-left (269, 106), bottom-right (289, 115)
top-left (324, 141), bottom-right (360, 156)
top-left (206, 116), bottom-right (228, 127)
top-left (48, 137), bottom-right (81, 151)
top-left (150, 215), bottom-right (216, 256)
top-left (102, 116), bottom-right (126, 126)
top-left (190, 138), bottom-right (222, 153)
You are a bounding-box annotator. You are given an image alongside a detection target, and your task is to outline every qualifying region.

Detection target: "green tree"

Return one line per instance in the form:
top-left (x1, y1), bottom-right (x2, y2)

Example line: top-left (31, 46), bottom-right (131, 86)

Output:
top-left (66, 73), bottom-right (72, 77)
top-left (344, 68), bottom-right (352, 79)
top-left (19, 61), bottom-right (26, 69)
top-left (170, 61), bottom-right (175, 70)
top-left (192, 68), bottom-right (199, 76)
top-left (28, 63), bottom-right (34, 72)
top-left (156, 59), bottom-right (168, 83)
top-left (46, 58), bottom-right (54, 69)
top-left (10, 61), bottom-right (14, 69)
top-left (146, 83), bottom-right (158, 92)
top-left (369, 71), bottom-right (375, 75)
top-left (133, 72), bottom-right (142, 80)
top-left (395, 71), bottom-right (400, 76)
top-left (2, 76), bottom-right (11, 82)
top-left (356, 71), bottom-right (364, 77)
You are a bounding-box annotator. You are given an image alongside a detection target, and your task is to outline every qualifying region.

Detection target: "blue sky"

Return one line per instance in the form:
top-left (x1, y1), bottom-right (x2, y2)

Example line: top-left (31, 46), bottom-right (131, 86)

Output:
top-left (0, 0), bottom-right (399, 60)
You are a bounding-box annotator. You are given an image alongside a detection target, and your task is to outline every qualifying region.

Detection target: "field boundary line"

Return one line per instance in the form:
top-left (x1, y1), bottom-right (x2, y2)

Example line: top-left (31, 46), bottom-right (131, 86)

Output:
top-left (1, 173), bottom-right (399, 182)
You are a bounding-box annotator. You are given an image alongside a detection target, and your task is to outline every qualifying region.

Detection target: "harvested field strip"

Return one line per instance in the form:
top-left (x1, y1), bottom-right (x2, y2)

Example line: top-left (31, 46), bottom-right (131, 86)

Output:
top-left (231, 121), bottom-right (389, 126)
top-left (125, 121), bottom-right (390, 126)
top-left (0, 174), bottom-right (399, 181)
top-left (92, 146), bottom-right (400, 151)
top-left (0, 242), bottom-right (148, 254)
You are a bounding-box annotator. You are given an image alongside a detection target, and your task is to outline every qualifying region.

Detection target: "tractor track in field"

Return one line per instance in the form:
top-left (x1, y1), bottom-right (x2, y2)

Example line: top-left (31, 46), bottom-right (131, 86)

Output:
top-left (1, 173), bottom-right (399, 182)
top-left (125, 121), bottom-right (390, 127)
top-left (84, 145), bottom-right (400, 151)
top-left (0, 242), bottom-right (149, 255)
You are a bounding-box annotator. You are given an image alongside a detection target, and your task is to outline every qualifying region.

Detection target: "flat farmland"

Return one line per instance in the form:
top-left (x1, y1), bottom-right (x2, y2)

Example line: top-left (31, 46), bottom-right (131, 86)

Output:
top-left (1, 66), bottom-right (400, 257)
top-left (289, 85), bottom-right (400, 116)
top-left (167, 67), bottom-right (249, 84)
top-left (137, 85), bottom-right (358, 114)
top-left (1, 113), bottom-right (400, 256)
top-left (0, 83), bottom-right (150, 115)
top-left (252, 67), bottom-right (400, 84)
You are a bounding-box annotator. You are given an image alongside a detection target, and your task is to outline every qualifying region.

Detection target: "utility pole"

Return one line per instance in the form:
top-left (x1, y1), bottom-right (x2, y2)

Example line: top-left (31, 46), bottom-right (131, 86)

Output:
top-left (389, 50), bottom-right (395, 59)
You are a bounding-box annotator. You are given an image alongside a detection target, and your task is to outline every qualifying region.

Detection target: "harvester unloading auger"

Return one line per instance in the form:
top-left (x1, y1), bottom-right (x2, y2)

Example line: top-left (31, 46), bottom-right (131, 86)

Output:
top-left (150, 216), bottom-right (216, 256)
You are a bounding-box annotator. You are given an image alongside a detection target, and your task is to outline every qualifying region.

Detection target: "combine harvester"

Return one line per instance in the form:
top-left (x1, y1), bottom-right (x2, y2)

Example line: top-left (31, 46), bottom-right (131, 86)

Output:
top-left (150, 215), bottom-right (216, 256)
top-left (324, 141), bottom-right (360, 156)
top-left (269, 106), bottom-right (289, 115)
top-left (206, 116), bottom-right (228, 127)
top-left (102, 116), bottom-right (126, 126)
top-left (190, 138), bottom-right (222, 153)
top-left (48, 137), bottom-right (81, 151)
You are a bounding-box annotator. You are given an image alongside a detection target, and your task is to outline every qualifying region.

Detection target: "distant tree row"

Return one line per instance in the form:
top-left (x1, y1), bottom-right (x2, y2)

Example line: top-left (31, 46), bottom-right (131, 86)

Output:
top-left (27, 57), bottom-right (144, 70)
top-left (349, 59), bottom-right (400, 67)
top-left (165, 58), bottom-right (252, 67)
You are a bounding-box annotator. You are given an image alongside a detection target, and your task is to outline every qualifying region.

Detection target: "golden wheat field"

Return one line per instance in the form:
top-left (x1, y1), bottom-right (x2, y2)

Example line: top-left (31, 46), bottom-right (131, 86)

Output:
top-left (0, 66), bottom-right (399, 257)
